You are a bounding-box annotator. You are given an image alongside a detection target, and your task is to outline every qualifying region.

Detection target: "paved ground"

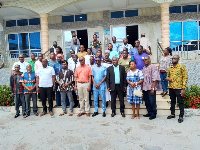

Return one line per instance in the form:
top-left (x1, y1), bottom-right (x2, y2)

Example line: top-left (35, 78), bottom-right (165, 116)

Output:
top-left (0, 110), bottom-right (200, 150)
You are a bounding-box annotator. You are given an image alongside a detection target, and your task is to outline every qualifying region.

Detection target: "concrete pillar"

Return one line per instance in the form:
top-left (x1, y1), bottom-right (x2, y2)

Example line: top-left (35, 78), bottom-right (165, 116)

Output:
top-left (160, 2), bottom-right (170, 50)
top-left (39, 14), bottom-right (49, 54)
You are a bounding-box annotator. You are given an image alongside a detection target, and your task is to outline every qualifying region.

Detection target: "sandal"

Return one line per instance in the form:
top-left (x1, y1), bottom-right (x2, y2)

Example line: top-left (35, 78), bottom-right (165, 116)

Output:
top-left (40, 112), bottom-right (47, 117)
top-left (23, 115), bottom-right (28, 118)
top-left (35, 113), bottom-right (39, 116)
top-left (59, 112), bottom-right (67, 116)
top-left (136, 115), bottom-right (140, 119)
top-left (131, 115), bottom-right (135, 119)
top-left (69, 113), bottom-right (73, 116)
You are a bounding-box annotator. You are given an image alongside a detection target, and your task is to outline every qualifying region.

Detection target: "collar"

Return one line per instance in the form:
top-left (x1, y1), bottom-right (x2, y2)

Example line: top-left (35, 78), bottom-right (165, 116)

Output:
top-left (171, 63), bottom-right (181, 68)
top-left (113, 65), bottom-right (119, 68)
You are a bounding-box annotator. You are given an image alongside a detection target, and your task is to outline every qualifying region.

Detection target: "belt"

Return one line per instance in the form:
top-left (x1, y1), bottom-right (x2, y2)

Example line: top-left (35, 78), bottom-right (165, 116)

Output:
top-left (78, 82), bottom-right (88, 84)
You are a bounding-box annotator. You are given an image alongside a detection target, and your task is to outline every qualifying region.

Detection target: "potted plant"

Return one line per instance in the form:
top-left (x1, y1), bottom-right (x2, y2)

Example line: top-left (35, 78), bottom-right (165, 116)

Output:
top-left (0, 85), bottom-right (14, 111)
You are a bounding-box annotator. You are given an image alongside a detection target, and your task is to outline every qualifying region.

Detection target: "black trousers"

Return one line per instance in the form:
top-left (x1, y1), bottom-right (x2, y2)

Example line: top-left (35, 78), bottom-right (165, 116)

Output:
top-left (169, 88), bottom-right (184, 117)
top-left (72, 91), bottom-right (79, 106)
top-left (40, 87), bottom-right (53, 112)
top-left (110, 84), bottom-right (125, 113)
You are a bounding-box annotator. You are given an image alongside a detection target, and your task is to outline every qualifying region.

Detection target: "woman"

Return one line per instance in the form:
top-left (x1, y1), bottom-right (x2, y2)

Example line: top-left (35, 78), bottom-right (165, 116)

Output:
top-left (159, 47), bottom-right (172, 97)
top-left (127, 60), bottom-right (144, 119)
top-left (55, 46), bottom-right (64, 60)
top-left (119, 49), bottom-right (131, 73)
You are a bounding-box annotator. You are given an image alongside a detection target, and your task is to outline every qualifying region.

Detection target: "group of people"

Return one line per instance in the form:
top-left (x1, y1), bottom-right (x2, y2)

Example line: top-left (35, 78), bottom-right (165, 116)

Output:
top-left (10, 33), bottom-right (188, 123)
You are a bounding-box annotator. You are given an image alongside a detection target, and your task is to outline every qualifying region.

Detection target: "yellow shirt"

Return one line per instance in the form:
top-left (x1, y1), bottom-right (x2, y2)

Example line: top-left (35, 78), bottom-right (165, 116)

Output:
top-left (167, 64), bottom-right (188, 89)
top-left (77, 51), bottom-right (87, 58)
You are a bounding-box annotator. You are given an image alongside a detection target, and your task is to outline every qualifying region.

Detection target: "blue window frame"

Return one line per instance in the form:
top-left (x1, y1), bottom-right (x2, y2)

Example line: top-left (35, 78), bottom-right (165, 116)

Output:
top-left (111, 11), bottom-right (124, 18)
top-left (30, 32), bottom-right (41, 49)
top-left (169, 6), bottom-right (181, 13)
top-left (125, 10), bottom-right (138, 17)
top-left (62, 15), bottom-right (74, 22)
top-left (6, 20), bottom-right (16, 27)
top-left (75, 14), bottom-right (87, 22)
top-left (17, 19), bottom-right (28, 26)
top-left (182, 5), bottom-right (197, 13)
top-left (29, 18), bottom-right (40, 25)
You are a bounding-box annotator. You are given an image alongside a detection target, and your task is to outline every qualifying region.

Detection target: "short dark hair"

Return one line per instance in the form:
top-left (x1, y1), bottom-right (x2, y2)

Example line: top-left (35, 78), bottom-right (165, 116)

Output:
top-left (56, 46), bottom-right (63, 53)
top-left (129, 60), bottom-right (137, 65)
top-left (62, 60), bottom-right (68, 65)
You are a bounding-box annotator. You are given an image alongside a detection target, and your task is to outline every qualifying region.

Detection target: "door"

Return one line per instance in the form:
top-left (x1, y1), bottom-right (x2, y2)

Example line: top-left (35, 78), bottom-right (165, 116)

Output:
top-left (77, 29), bottom-right (88, 50)
top-left (126, 25), bottom-right (138, 47)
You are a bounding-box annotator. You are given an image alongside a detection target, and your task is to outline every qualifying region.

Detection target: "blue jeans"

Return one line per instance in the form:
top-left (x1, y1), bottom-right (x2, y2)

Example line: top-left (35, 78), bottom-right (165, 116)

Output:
top-left (93, 90), bottom-right (106, 112)
top-left (143, 90), bottom-right (157, 117)
top-left (56, 84), bottom-right (69, 106)
top-left (160, 72), bottom-right (168, 92)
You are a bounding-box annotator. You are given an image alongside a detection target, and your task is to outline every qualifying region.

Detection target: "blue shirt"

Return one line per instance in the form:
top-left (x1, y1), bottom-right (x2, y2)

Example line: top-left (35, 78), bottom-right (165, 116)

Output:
top-left (48, 59), bottom-right (57, 67)
top-left (20, 72), bottom-right (36, 94)
top-left (92, 65), bottom-right (107, 90)
top-left (109, 50), bottom-right (119, 60)
top-left (130, 47), bottom-right (138, 60)
top-left (112, 43), bottom-right (120, 52)
top-left (134, 52), bottom-right (149, 70)
top-left (113, 65), bottom-right (120, 84)
top-left (53, 62), bottom-right (62, 75)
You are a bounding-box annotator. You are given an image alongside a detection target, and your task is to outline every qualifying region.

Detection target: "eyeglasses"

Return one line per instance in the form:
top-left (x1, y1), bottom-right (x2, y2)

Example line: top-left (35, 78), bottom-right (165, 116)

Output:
top-left (79, 60), bottom-right (83, 62)
top-left (96, 60), bottom-right (101, 61)
top-left (19, 57), bottom-right (23, 58)
top-left (135, 42), bottom-right (140, 44)
top-left (172, 58), bottom-right (178, 60)
top-left (143, 59), bottom-right (149, 61)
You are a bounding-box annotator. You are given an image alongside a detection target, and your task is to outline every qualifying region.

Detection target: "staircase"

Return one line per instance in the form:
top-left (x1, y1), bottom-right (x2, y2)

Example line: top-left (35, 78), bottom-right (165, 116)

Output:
top-left (11, 92), bottom-right (179, 115)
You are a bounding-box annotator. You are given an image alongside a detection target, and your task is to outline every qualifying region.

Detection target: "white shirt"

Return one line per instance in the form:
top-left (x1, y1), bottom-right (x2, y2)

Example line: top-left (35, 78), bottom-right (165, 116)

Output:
top-left (68, 57), bottom-right (74, 65)
top-left (120, 44), bottom-right (133, 52)
top-left (34, 60), bottom-right (42, 74)
top-left (12, 61), bottom-right (29, 73)
top-left (84, 55), bottom-right (93, 66)
top-left (37, 66), bottom-right (55, 87)
top-left (68, 61), bottom-right (80, 73)
top-left (138, 37), bottom-right (151, 50)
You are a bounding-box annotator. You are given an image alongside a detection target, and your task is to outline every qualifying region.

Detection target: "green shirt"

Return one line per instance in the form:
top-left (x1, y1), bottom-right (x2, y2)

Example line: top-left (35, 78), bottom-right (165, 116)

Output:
top-left (113, 65), bottom-right (120, 84)
top-left (28, 60), bottom-right (37, 72)
top-left (118, 58), bottom-right (131, 72)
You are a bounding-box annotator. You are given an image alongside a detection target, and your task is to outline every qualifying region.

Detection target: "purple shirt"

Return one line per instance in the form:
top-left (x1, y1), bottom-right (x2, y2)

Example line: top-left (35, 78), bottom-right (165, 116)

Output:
top-left (134, 52), bottom-right (148, 70)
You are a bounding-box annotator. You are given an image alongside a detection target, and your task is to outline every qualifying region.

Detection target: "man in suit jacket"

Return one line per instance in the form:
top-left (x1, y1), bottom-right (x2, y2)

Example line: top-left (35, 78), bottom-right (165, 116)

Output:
top-left (107, 56), bottom-right (127, 117)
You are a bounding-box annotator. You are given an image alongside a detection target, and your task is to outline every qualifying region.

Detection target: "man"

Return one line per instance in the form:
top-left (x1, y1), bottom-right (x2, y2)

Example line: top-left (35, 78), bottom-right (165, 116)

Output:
top-left (89, 56), bottom-right (95, 106)
top-left (68, 54), bottom-right (80, 108)
top-left (50, 41), bottom-right (57, 53)
top-left (107, 57), bottom-right (126, 117)
top-left (36, 59), bottom-right (55, 116)
top-left (34, 53), bottom-right (43, 74)
top-left (85, 48), bottom-right (93, 66)
top-left (28, 53), bottom-right (37, 72)
top-left (56, 60), bottom-right (74, 116)
top-left (112, 36), bottom-right (120, 52)
top-left (134, 45), bottom-right (149, 70)
top-left (68, 51), bottom-right (75, 66)
top-left (120, 38), bottom-right (133, 54)
top-left (70, 38), bottom-right (80, 54)
top-left (102, 50), bottom-right (112, 64)
top-left (70, 32), bottom-right (80, 46)
top-left (12, 55), bottom-right (29, 74)
top-left (166, 55), bottom-right (188, 123)
top-left (20, 65), bottom-right (38, 117)
top-left (74, 57), bottom-right (92, 117)
top-left (142, 56), bottom-right (161, 120)
top-left (138, 33), bottom-right (151, 53)
top-left (10, 65), bottom-right (25, 118)
top-left (91, 41), bottom-right (100, 57)
top-left (77, 45), bottom-right (87, 58)
top-left (92, 57), bottom-right (107, 117)
top-left (90, 34), bottom-right (102, 50)
top-left (95, 50), bottom-right (104, 63)
top-left (108, 43), bottom-right (119, 59)
top-left (48, 52), bottom-right (57, 67)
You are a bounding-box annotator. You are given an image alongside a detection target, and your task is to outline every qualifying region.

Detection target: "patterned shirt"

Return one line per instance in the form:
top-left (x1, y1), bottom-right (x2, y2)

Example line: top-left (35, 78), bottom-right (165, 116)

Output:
top-left (20, 72), bottom-right (36, 94)
top-left (159, 55), bottom-right (172, 71)
top-left (10, 73), bottom-right (24, 94)
top-left (48, 59), bottom-right (58, 67)
top-left (28, 60), bottom-right (37, 72)
top-left (53, 62), bottom-right (62, 75)
top-left (120, 44), bottom-right (133, 52)
top-left (90, 40), bottom-right (101, 48)
top-left (167, 63), bottom-right (188, 89)
top-left (142, 64), bottom-right (162, 91)
top-left (112, 43), bottom-right (120, 52)
top-left (56, 69), bottom-right (74, 92)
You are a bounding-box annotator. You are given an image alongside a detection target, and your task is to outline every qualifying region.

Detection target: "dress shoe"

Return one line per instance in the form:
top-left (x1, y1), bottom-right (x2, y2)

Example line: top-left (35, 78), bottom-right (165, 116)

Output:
top-left (14, 114), bottom-right (20, 118)
top-left (77, 113), bottom-right (83, 117)
top-left (143, 114), bottom-right (151, 117)
top-left (49, 111), bottom-right (54, 116)
top-left (86, 113), bottom-right (90, 117)
top-left (162, 91), bottom-right (168, 97)
top-left (178, 117), bottom-right (183, 123)
top-left (149, 116), bottom-right (156, 120)
top-left (121, 113), bottom-right (126, 117)
top-left (167, 115), bottom-right (175, 119)
top-left (111, 113), bottom-right (116, 117)
top-left (40, 112), bottom-right (47, 117)
top-left (92, 112), bottom-right (98, 117)
top-left (102, 112), bottom-right (106, 117)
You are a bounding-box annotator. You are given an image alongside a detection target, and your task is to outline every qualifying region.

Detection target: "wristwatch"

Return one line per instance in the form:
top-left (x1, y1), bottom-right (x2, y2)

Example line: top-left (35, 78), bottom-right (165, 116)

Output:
top-left (151, 88), bottom-right (155, 90)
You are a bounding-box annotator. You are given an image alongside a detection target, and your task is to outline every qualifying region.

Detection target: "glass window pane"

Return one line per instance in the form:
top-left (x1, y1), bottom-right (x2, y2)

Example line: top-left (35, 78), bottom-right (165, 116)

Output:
top-left (112, 26), bottom-right (126, 39)
top-left (19, 33), bottom-right (29, 50)
top-left (170, 22), bottom-right (182, 41)
top-left (30, 32), bottom-right (41, 49)
top-left (111, 11), bottom-right (124, 18)
top-left (8, 34), bottom-right (18, 50)
top-left (199, 21), bottom-right (200, 40)
top-left (125, 10), bottom-right (138, 17)
top-left (29, 18), bottom-right (40, 25)
top-left (75, 14), bottom-right (87, 22)
top-left (6, 20), bottom-right (16, 27)
top-left (64, 31), bottom-right (72, 47)
top-left (62, 16), bottom-right (74, 22)
top-left (183, 21), bottom-right (197, 41)
top-left (17, 19), bottom-right (28, 26)
top-left (169, 6), bottom-right (181, 13)
top-left (183, 5), bottom-right (197, 13)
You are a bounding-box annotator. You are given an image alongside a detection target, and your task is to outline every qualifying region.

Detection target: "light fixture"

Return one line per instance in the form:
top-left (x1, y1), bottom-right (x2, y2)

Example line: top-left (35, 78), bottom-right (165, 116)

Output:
top-left (79, 17), bottom-right (82, 18)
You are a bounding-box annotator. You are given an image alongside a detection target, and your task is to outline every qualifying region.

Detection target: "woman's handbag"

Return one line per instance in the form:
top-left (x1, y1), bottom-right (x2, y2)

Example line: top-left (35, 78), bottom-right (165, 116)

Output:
top-left (133, 87), bottom-right (143, 97)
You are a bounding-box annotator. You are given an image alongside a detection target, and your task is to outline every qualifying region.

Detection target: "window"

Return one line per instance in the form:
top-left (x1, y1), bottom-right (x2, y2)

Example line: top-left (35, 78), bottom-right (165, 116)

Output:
top-left (18, 33), bottom-right (29, 50)
top-left (125, 10), bottom-right (138, 17)
top-left (170, 22), bottom-right (182, 50)
top-left (29, 18), bottom-right (40, 25)
top-left (75, 14), bottom-right (87, 22)
top-left (62, 15), bottom-right (74, 22)
top-left (6, 20), bottom-right (16, 27)
top-left (169, 6), bottom-right (181, 13)
top-left (30, 32), bottom-right (41, 49)
top-left (8, 34), bottom-right (18, 50)
top-left (17, 19), bottom-right (28, 26)
top-left (183, 5), bottom-right (197, 13)
top-left (111, 11), bottom-right (124, 18)
top-left (183, 21), bottom-right (197, 41)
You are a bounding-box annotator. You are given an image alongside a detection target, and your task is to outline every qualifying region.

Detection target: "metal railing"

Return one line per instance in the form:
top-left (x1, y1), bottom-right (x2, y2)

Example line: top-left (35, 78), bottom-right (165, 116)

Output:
top-left (157, 39), bottom-right (164, 62)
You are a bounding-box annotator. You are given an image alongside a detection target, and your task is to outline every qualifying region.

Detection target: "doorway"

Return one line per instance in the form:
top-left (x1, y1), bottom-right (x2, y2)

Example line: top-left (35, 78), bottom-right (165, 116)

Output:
top-left (126, 25), bottom-right (138, 47)
top-left (77, 29), bottom-right (88, 50)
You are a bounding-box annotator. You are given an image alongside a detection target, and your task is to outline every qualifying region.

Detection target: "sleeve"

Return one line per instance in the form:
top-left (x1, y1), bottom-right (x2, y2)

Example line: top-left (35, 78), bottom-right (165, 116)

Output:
top-left (115, 52), bottom-right (119, 58)
top-left (167, 67), bottom-right (170, 78)
top-left (139, 70), bottom-right (144, 80)
top-left (152, 66), bottom-right (161, 81)
top-left (36, 68), bottom-right (40, 77)
top-left (122, 66), bottom-right (127, 87)
top-left (104, 67), bottom-right (107, 76)
top-left (19, 74), bottom-right (24, 83)
top-left (106, 67), bottom-right (110, 89)
top-left (126, 71), bottom-right (130, 81)
top-left (181, 65), bottom-right (188, 88)
top-left (51, 67), bottom-right (55, 76)
top-left (10, 75), bottom-right (14, 93)
top-left (74, 67), bottom-right (78, 77)
top-left (88, 66), bottom-right (93, 76)
top-left (12, 62), bottom-right (16, 70)
top-left (92, 67), bottom-right (94, 77)
top-left (34, 62), bottom-right (37, 73)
